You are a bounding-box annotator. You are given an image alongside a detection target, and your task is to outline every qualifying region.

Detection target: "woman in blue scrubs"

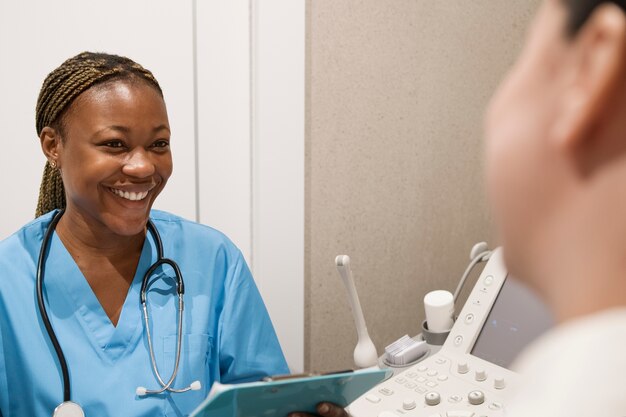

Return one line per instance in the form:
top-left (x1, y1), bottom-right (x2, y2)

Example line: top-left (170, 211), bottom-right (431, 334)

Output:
top-left (0, 52), bottom-right (346, 417)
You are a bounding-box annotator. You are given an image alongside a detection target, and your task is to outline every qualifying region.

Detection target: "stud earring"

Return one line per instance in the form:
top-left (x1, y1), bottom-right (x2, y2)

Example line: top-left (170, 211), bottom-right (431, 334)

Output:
top-left (50, 160), bottom-right (57, 169)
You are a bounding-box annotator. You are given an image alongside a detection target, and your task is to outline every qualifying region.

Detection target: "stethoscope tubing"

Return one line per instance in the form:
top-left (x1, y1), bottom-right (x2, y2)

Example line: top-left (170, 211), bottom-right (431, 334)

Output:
top-left (36, 209), bottom-right (191, 412)
top-left (141, 294), bottom-right (187, 394)
top-left (36, 209), bottom-right (71, 402)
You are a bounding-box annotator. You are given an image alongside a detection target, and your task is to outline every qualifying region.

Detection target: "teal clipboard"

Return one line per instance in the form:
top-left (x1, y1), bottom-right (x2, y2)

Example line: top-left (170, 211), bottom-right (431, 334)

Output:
top-left (190, 368), bottom-right (391, 417)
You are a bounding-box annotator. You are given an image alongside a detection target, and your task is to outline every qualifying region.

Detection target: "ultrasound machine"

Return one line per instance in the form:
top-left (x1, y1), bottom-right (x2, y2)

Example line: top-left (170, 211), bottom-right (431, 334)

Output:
top-left (344, 247), bottom-right (553, 417)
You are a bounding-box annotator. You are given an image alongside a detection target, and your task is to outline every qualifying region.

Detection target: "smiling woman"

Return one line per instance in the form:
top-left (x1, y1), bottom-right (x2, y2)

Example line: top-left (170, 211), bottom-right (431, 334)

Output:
top-left (34, 53), bottom-right (165, 218)
top-left (0, 52), bottom-right (293, 417)
top-left (41, 79), bottom-right (172, 239)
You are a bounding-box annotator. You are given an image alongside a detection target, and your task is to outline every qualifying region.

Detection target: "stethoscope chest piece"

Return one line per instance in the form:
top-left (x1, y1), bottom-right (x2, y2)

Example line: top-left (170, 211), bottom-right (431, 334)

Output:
top-left (53, 401), bottom-right (84, 417)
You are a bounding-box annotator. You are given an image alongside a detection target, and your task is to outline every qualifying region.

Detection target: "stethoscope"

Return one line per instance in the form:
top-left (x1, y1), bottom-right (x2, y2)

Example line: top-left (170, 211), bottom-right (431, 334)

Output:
top-left (36, 209), bottom-right (201, 417)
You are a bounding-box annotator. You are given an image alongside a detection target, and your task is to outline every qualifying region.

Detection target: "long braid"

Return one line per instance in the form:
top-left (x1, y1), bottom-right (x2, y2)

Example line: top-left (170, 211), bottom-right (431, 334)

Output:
top-left (35, 162), bottom-right (64, 219)
top-left (34, 52), bottom-right (162, 217)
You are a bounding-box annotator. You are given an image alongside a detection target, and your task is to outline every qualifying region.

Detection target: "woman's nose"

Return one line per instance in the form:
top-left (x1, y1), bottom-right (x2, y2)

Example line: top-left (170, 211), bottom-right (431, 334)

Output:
top-left (122, 149), bottom-right (156, 178)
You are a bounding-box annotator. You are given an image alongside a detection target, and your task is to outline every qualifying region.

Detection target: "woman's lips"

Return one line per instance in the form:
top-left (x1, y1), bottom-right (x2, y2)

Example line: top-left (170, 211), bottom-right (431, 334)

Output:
top-left (108, 187), bottom-right (150, 201)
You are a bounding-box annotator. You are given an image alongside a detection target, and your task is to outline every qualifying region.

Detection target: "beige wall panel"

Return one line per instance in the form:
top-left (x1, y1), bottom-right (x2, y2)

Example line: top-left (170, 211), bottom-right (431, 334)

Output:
top-left (306, 0), bottom-right (540, 371)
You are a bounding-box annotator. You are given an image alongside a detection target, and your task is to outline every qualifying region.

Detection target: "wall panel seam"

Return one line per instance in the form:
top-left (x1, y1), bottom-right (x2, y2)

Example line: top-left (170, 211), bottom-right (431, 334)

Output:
top-left (249, 0), bottom-right (258, 274)
top-left (192, 0), bottom-right (200, 223)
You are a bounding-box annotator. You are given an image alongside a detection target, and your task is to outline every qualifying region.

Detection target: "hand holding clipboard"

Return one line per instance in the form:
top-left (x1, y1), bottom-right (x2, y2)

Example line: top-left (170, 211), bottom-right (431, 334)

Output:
top-left (190, 368), bottom-right (390, 417)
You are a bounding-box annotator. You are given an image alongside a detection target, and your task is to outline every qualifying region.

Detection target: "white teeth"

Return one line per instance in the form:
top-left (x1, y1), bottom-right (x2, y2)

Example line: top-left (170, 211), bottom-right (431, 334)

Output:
top-left (110, 188), bottom-right (149, 201)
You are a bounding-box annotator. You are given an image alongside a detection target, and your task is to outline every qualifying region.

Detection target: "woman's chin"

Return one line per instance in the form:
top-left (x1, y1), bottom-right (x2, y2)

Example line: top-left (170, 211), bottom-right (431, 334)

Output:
top-left (101, 215), bottom-right (150, 237)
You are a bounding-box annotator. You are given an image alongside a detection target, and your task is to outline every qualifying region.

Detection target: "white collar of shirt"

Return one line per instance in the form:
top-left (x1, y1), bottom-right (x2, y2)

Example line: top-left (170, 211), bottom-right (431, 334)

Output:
top-left (507, 307), bottom-right (626, 417)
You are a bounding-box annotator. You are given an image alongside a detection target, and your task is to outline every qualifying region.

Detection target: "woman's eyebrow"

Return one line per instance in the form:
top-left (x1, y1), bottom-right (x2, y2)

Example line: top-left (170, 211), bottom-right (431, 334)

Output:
top-left (93, 125), bottom-right (170, 135)
top-left (94, 125), bottom-right (131, 135)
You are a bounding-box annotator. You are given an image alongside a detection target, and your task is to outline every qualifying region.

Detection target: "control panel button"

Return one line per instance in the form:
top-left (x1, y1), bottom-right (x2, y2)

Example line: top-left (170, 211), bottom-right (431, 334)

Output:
top-left (437, 375), bottom-right (449, 381)
top-left (365, 395), bottom-right (381, 403)
top-left (488, 402), bottom-right (503, 410)
top-left (378, 387), bottom-right (394, 396)
top-left (426, 381), bottom-right (438, 388)
top-left (402, 398), bottom-right (417, 410)
top-left (425, 391), bottom-right (441, 406)
top-left (378, 412), bottom-right (399, 417)
top-left (395, 377), bottom-right (407, 384)
top-left (405, 382), bottom-right (416, 389)
top-left (474, 369), bottom-right (487, 381)
top-left (448, 395), bottom-right (463, 403)
top-left (435, 358), bottom-right (447, 365)
top-left (468, 390), bottom-right (485, 405)
top-left (415, 386), bottom-right (428, 394)
top-left (494, 377), bottom-right (506, 390)
top-left (454, 335), bottom-right (464, 346)
top-left (464, 313), bottom-right (475, 324)
top-left (416, 376), bottom-right (427, 383)
top-left (417, 366), bottom-right (428, 372)
top-left (406, 371), bottom-right (418, 378)
top-left (483, 275), bottom-right (494, 286)
top-left (447, 411), bottom-right (475, 417)
top-left (427, 370), bottom-right (438, 377)
top-left (457, 362), bottom-right (469, 374)
top-left (446, 410), bottom-right (474, 417)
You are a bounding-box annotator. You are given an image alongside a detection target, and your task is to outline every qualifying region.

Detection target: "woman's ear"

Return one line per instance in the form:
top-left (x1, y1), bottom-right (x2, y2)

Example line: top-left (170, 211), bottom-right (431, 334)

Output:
top-left (39, 126), bottom-right (63, 167)
top-left (551, 3), bottom-right (626, 151)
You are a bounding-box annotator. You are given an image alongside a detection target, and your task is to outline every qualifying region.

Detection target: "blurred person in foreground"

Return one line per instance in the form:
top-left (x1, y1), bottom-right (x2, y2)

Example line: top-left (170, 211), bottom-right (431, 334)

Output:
top-left (485, 0), bottom-right (626, 415)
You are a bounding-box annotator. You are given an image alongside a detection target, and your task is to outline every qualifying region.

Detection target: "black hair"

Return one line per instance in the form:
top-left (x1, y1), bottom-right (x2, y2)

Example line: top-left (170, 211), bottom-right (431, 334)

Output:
top-left (564, 0), bottom-right (626, 34)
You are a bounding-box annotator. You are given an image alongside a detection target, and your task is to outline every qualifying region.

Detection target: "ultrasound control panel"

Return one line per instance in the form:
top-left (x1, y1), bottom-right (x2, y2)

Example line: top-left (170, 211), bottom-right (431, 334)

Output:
top-left (348, 249), bottom-right (553, 417)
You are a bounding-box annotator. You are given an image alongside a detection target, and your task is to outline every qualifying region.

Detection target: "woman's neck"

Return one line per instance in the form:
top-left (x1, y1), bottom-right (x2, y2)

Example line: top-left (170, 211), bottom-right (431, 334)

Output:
top-left (55, 208), bottom-right (146, 260)
top-left (53, 208), bottom-right (147, 326)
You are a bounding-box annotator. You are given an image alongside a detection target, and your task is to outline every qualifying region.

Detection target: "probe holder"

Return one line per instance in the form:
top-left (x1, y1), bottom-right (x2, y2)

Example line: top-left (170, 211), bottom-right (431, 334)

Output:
top-left (421, 319), bottom-right (451, 346)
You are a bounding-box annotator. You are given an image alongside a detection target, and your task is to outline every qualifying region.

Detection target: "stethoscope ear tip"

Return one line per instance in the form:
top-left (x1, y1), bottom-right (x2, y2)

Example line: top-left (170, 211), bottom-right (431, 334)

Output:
top-left (190, 380), bottom-right (202, 391)
top-left (136, 387), bottom-right (148, 396)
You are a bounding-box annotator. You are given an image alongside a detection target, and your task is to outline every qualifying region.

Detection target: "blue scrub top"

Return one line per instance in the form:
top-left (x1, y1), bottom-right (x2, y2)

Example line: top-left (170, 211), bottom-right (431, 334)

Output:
top-left (0, 210), bottom-right (289, 417)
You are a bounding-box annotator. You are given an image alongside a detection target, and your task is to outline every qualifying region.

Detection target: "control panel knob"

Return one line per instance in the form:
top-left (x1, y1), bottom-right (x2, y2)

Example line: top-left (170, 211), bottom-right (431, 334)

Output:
top-left (494, 377), bottom-right (506, 390)
top-left (475, 369), bottom-right (487, 381)
top-left (468, 390), bottom-right (485, 405)
top-left (457, 362), bottom-right (469, 374)
top-left (402, 398), bottom-right (416, 410)
top-left (425, 391), bottom-right (441, 406)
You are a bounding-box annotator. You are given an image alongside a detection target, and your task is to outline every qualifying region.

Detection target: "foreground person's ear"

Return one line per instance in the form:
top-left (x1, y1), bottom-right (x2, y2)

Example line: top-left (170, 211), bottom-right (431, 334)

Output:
top-left (551, 3), bottom-right (626, 152)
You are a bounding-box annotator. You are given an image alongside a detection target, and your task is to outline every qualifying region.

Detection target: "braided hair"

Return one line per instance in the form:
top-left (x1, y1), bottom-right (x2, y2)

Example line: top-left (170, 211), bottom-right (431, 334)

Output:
top-left (35, 52), bottom-right (163, 217)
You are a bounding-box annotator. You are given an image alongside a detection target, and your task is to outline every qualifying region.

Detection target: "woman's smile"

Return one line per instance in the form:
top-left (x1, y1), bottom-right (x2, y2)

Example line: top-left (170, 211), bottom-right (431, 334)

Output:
top-left (109, 188), bottom-right (149, 201)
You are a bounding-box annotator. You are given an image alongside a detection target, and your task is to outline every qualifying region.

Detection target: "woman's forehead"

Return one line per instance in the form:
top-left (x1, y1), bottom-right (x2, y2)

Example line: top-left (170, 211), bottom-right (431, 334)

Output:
top-left (62, 80), bottom-right (168, 130)
top-left (73, 78), bottom-right (163, 106)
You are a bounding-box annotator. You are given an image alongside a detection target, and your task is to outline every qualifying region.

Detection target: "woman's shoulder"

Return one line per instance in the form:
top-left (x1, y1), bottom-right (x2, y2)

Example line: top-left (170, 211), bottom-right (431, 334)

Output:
top-left (0, 213), bottom-right (55, 280)
top-left (149, 210), bottom-right (242, 256)
top-left (0, 211), bottom-right (54, 255)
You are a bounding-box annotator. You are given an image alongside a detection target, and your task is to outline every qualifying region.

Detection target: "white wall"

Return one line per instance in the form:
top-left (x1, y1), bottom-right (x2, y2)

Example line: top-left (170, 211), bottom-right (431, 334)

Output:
top-left (196, 1), bottom-right (252, 261)
top-left (0, 0), bottom-right (304, 372)
top-left (195, 0), bottom-right (305, 371)
top-left (252, 0), bottom-right (305, 374)
top-left (305, 0), bottom-right (538, 371)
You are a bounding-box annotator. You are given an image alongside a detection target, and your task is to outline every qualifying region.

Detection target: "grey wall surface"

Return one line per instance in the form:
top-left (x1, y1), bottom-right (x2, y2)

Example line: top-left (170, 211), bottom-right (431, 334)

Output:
top-left (305, 1), bottom-right (540, 371)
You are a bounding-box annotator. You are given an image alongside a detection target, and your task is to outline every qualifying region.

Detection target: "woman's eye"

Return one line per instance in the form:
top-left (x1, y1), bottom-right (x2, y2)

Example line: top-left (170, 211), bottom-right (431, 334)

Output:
top-left (152, 140), bottom-right (170, 149)
top-left (103, 140), bottom-right (125, 148)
